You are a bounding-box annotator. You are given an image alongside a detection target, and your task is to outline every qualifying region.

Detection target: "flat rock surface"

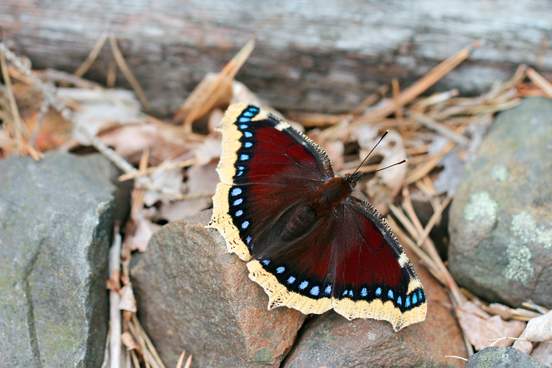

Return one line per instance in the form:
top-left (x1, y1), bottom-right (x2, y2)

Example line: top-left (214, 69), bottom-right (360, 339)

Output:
top-left (283, 255), bottom-right (466, 368)
top-left (131, 211), bottom-right (305, 367)
top-left (0, 153), bottom-right (124, 367)
top-left (448, 97), bottom-right (552, 308)
top-left (467, 347), bottom-right (546, 368)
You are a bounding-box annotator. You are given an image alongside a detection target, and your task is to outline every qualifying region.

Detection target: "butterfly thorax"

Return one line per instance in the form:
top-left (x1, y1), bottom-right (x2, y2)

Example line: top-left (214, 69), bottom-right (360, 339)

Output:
top-left (281, 177), bottom-right (351, 242)
top-left (313, 176), bottom-right (352, 214)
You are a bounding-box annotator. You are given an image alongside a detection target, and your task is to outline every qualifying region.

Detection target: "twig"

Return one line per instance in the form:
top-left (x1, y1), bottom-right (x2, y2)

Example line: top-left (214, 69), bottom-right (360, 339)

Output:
top-left (410, 112), bottom-right (470, 146)
top-left (405, 141), bottom-right (455, 184)
top-left (355, 44), bottom-right (473, 124)
top-left (175, 39), bottom-right (255, 130)
top-left (119, 158), bottom-right (196, 182)
top-left (444, 355), bottom-right (468, 362)
top-left (74, 34), bottom-right (108, 77)
top-left (527, 67), bottom-right (552, 98)
top-left (176, 352), bottom-right (186, 368)
top-left (109, 35), bottom-right (150, 109)
top-left (183, 355), bottom-right (192, 368)
top-left (391, 78), bottom-right (403, 121)
top-left (109, 227), bottom-right (123, 368)
top-left (416, 196), bottom-right (453, 246)
top-left (0, 42), bottom-right (137, 174)
top-left (0, 50), bottom-right (24, 151)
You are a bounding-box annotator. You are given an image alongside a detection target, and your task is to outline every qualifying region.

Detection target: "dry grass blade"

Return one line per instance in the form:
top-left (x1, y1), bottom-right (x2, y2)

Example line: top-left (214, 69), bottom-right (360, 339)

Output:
top-left (527, 68), bottom-right (552, 98)
top-left (176, 352), bottom-right (186, 368)
top-left (175, 39), bottom-right (255, 130)
top-left (109, 35), bottom-right (150, 109)
top-left (0, 42), bottom-right (137, 174)
top-left (410, 112), bottom-right (469, 146)
top-left (183, 355), bottom-right (192, 368)
top-left (355, 44), bottom-right (473, 124)
top-left (130, 315), bottom-right (167, 368)
top-left (0, 50), bottom-right (24, 151)
top-left (286, 112), bottom-right (350, 127)
top-left (108, 229), bottom-right (123, 368)
top-left (416, 196), bottom-right (452, 246)
top-left (412, 89), bottom-right (459, 111)
top-left (392, 78), bottom-right (403, 120)
top-left (405, 141), bottom-right (455, 184)
top-left (119, 158), bottom-right (196, 182)
top-left (386, 216), bottom-right (443, 280)
top-left (74, 34), bottom-right (108, 77)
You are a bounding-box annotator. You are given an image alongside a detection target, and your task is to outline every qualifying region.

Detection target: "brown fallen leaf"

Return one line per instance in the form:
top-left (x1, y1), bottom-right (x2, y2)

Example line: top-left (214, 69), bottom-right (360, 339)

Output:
top-left (100, 123), bottom-right (185, 164)
top-left (457, 301), bottom-right (526, 350)
top-left (353, 126), bottom-right (406, 213)
top-left (513, 310), bottom-right (552, 354)
top-left (193, 136), bottom-right (222, 166)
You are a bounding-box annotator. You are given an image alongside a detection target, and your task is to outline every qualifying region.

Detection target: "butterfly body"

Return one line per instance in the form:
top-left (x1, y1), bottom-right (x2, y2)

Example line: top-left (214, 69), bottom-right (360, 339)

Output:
top-left (208, 103), bottom-right (427, 331)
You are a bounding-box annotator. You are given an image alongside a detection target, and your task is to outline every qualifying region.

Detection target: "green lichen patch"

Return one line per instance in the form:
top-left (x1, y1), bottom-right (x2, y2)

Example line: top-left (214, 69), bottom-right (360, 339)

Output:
top-left (503, 243), bottom-right (533, 283)
top-left (464, 191), bottom-right (497, 227)
top-left (512, 211), bottom-right (552, 249)
top-left (491, 165), bottom-right (509, 182)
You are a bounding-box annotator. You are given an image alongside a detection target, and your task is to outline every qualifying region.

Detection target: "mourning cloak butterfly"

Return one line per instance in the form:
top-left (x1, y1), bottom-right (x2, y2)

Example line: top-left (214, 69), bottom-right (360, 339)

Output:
top-left (208, 103), bottom-right (426, 330)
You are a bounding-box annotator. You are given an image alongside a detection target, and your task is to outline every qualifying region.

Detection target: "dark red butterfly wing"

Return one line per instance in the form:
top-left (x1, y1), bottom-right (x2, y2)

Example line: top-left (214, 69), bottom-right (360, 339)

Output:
top-left (209, 103), bottom-right (332, 261)
top-left (210, 104), bottom-right (426, 330)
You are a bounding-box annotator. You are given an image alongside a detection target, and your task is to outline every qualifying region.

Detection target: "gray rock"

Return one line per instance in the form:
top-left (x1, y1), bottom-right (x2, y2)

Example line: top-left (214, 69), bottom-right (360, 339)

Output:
top-left (0, 152), bottom-right (126, 367)
top-left (131, 212), bottom-right (305, 368)
top-left (467, 347), bottom-right (546, 368)
top-left (448, 97), bottom-right (552, 308)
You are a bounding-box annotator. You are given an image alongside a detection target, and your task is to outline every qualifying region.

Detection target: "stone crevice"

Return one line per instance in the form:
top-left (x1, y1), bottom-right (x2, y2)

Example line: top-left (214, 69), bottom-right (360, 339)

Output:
top-left (22, 241), bottom-right (44, 368)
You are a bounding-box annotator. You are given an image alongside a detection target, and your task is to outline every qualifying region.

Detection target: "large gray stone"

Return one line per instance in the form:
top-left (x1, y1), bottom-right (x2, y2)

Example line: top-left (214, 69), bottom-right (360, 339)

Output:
top-left (0, 152), bottom-right (125, 367)
top-left (131, 212), bottom-right (305, 368)
top-left (448, 98), bottom-right (552, 308)
top-left (467, 347), bottom-right (546, 368)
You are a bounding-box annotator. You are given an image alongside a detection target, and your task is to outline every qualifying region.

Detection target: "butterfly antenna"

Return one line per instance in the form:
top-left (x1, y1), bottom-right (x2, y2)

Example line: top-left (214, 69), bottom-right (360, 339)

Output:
top-left (350, 130), bottom-right (389, 179)
top-left (374, 159), bottom-right (407, 173)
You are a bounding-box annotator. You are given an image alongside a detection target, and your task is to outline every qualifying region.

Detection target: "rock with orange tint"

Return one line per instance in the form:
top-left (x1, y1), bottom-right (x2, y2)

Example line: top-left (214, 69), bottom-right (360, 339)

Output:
top-left (284, 258), bottom-right (466, 368)
top-left (131, 211), bottom-right (304, 367)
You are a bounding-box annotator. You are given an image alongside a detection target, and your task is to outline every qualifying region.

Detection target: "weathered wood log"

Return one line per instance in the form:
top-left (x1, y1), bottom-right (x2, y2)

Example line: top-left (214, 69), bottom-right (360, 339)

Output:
top-left (1, 1), bottom-right (552, 115)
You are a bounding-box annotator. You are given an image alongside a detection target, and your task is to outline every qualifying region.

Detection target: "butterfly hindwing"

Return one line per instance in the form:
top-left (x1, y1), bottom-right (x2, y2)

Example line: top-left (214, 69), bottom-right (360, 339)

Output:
top-left (210, 103), bottom-right (426, 330)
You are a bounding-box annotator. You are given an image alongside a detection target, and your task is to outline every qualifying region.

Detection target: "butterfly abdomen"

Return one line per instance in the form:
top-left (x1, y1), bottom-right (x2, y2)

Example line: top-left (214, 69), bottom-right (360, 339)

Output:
top-left (281, 205), bottom-right (317, 242)
top-left (281, 177), bottom-right (351, 242)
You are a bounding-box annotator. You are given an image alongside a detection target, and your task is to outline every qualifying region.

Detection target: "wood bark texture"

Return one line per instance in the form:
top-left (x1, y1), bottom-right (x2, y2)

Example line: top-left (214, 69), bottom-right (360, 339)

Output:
top-left (1, 0), bottom-right (552, 114)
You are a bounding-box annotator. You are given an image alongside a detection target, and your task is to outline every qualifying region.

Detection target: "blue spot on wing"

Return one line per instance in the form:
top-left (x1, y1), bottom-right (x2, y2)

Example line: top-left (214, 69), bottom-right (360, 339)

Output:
top-left (310, 286), bottom-right (320, 296)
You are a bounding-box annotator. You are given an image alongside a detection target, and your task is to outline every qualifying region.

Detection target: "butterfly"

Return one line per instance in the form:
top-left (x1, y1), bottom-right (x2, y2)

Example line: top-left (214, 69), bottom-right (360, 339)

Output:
top-left (208, 103), bottom-right (426, 331)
